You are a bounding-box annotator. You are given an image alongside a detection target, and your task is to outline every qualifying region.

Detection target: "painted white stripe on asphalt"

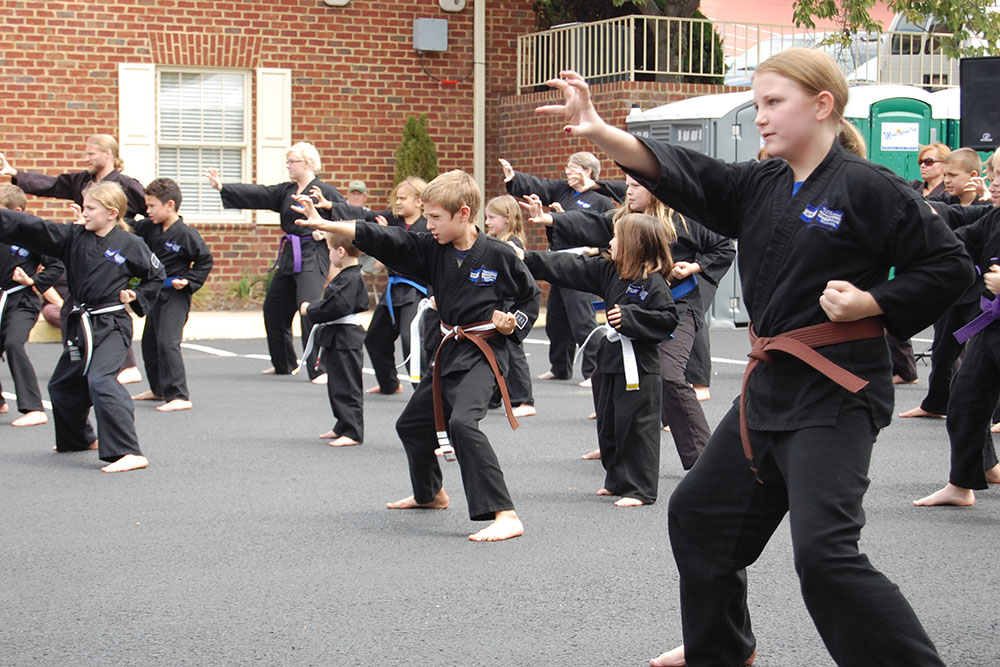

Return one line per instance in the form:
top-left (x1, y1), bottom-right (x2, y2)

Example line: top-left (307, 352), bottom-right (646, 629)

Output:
top-left (180, 343), bottom-right (239, 357)
top-left (711, 356), bottom-right (748, 366)
top-left (2, 391), bottom-right (52, 410)
top-left (912, 337), bottom-right (932, 344)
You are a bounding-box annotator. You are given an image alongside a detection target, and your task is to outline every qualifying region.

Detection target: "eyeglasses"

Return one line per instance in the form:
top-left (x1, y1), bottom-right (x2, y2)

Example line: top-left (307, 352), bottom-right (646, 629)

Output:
top-left (285, 158), bottom-right (305, 165)
top-left (919, 158), bottom-right (940, 167)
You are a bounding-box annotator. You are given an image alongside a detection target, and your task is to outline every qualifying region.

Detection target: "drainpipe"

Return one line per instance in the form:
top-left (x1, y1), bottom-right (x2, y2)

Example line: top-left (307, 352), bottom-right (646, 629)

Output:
top-left (474, 0), bottom-right (486, 226)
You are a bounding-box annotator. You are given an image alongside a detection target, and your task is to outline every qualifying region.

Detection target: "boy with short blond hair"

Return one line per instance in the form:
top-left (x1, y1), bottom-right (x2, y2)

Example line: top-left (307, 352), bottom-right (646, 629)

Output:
top-left (290, 170), bottom-right (540, 542)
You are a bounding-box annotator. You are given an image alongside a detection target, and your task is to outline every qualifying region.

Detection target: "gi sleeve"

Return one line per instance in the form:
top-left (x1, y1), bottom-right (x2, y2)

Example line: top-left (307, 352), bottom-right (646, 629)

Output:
top-left (927, 200), bottom-right (992, 231)
top-left (352, 220), bottom-right (432, 284)
top-left (954, 208), bottom-right (1000, 266)
top-left (306, 281), bottom-right (357, 324)
top-left (504, 251), bottom-right (541, 345)
top-left (182, 230), bottom-right (214, 293)
top-left (595, 179), bottom-right (626, 203)
top-left (128, 241), bottom-right (167, 318)
top-left (219, 182), bottom-right (287, 212)
top-left (327, 202), bottom-right (376, 222)
top-left (12, 170), bottom-right (87, 203)
top-left (0, 209), bottom-right (73, 258)
top-left (867, 195), bottom-right (976, 339)
top-left (615, 278), bottom-right (678, 343)
top-left (691, 222), bottom-right (736, 287)
top-left (549, 209), bottom-right (614, 249)
top-left (505, 171), bottom-right (564, 203)
top-left (31, 254), bottom-right (65, 293)
top-left (117, 174), bottom-right (148, 220)
top-left (522, 250), bottom-right (604, 296)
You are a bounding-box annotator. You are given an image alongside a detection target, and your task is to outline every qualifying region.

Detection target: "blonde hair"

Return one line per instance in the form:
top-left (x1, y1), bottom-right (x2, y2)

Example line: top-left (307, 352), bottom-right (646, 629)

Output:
top-left (918, 142), bottom-right (951, 162)
top-left (755, 48), bottom-right (848, 124)
top-left (391, 176), bottom-right (427, 217)
top-left (611, 213), bottom-right (673, 281)
top-left (943, 147), bottom-right (982, 175)
top-left (987, 146), bottom-right (1000, 178)
top-left (0, 183), bottom-right (27, 211)
top-left (421, 170), bottom-right (481, 220)
top-left (568, 151), bottom-right (601, 179)
top-left (287, 142), bottom-right (321, 172)
top-left (82, 181), bottom-right (130, 230)
top-left (837, 122), bottom-right (867, 159)
top-left (87, 134), bottom-right (124, 171)
top-left (485, 195), bottom-right (526, 245)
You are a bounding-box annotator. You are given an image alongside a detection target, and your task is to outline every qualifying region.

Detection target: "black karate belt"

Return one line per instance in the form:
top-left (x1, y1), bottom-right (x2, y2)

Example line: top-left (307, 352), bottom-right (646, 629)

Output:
top-left (67, 301), bottom-right (127, 375)
top-left (741, 316), bottom-right (885, 483)
top-left (432, 320), bottom-right (519, 462)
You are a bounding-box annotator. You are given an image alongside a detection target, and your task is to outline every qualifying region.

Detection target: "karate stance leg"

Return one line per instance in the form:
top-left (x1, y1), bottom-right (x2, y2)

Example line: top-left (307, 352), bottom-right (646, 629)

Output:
top-left (87, 332), bottom-right (145, 464)
top-left (263, 272), bottom-right (299, 375)
top-left (48, 348), bottom-right (98, 452)
top-left (659, 310), bottom-right (710, 469)
top-left (544, 285), bottom-right (573, 379)
top-left (2, 306), bottom-right (46, 414)
top-left (324, 344), bottom-right (364, 444)
top-left (140, 299), bottom-right (164, 397)
top-left (294, 269), bottom-right (325, 380)
top-left (154, 290), bottom-right (192, 403)
top-left (596, 371), bottom-right (660, 505)
top-left (364, 302), bottom-right (402, 393)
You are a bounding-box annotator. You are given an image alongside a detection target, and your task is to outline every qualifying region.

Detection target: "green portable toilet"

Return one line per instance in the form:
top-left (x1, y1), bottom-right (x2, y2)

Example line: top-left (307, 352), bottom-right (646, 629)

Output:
top-left (845, 85), bottom-right (943, 180)
top-left (930, 88), bottom-right (962, 149)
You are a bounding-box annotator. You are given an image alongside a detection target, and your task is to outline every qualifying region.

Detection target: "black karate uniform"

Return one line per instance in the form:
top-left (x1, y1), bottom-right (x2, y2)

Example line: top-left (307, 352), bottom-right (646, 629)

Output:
top-left (506, 171), bottom-right (614, 379)
top-left (939, 206), bottom-right (1000, 489)
top-left (0, 243), bottom-right (64, 414)
top-left (353, 222), bottom-right (540, 521)
top-left (524, 250), bottom-right (676, 503)
top-left (13, 168), bottom-right (147, 220)
top-left (626, 138), bottom-right (972, 666)
top-left (219, 179), bottom-right (344, 377)
top-left (0, 210), bottom-right (164, 462)
top-left (500, 237), bottom-right (533, 407)
top-left (132, 216), bottom-right (214, 401)
top-left (361, 213), bottom-right (431, 393)
top-left (306, 264), bottom-right (370, 443)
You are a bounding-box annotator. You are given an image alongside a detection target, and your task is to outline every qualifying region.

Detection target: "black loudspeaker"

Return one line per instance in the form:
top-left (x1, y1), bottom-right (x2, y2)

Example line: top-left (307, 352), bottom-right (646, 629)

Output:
top-left (961, 57), bottom-right (1000, 151)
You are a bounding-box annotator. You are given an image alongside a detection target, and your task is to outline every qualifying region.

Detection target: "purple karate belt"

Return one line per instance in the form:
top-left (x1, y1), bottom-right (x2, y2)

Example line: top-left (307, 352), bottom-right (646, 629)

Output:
top-left (269, 234), bottom-right (304, 274)
top-left (954, 295), bottom-right (1000, 344)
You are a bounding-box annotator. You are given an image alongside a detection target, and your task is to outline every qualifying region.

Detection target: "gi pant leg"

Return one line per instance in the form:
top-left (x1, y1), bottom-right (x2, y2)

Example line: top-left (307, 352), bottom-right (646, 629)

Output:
top-left (685, 281), bottom-right (716, 387)
top-left (944, 329), bottom-right (1000, 490)
top-left (595, 370), bottom-right (661, 503)
top-left (49, 327), bottom-right (143, 461)
top-left (920, 304), bottom-right (971, 414)
top-left (263, 272), bottom-right (299, 375)
top-left (393, 299), bottom-right (419, 388)
top-left (668, 405), bottom-right (944, 667)
top-left (1, 305), bottom-right (45, 413)
top-left (394, 363), bottom-right (515, 521)
top-left (364, 301), bottom-right (401, 393)
top-left (561, 287), bottom-right (599, 379)
top-left (323, 343), bottom-right (364, 442)
top-left (659, 310), bottom-right (710, 469)
top-left (142, 290), bottom-right (192, 400)
top-left (505, 341), bottom-right (534, 406)
top-left (544, 285), bottom-right (573, 379)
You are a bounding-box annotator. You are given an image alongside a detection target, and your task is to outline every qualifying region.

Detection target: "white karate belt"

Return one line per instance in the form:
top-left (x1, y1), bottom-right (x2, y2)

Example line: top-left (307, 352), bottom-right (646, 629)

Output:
top-left (71, 303), bottom-right (127, 375)
top-left (295, 312), bottom-right (367, 375)
top-left (576, 323), bottom-right (640, 391)
top-left (433, 320), bottom-right (499, 462)
top-left (0, 284), bottom-right (30, 343)
top-left (406, 297), bottom-right (434, 382)
top-left (556, 247), bottom-right (589, 254)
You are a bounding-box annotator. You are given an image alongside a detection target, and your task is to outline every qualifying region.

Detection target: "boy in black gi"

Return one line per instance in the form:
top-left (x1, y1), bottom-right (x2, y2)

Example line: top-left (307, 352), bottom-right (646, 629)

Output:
top-left (130, 178), bottom-right (214, 412)
top-left (298, 233), bottom-right (369, 447)
top-left (538, 51), bottom-right (971, 666)
top-left (0, 184), bottom-right (64, 427)
top-left (291, 170), bottom-right (540, 542)
top-left (0, 182), bottom-right (164, 473)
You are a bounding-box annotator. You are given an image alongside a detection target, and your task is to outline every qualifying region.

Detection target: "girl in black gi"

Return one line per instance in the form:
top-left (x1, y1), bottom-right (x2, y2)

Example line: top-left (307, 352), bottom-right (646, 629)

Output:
top-left (538, 49), bottom-right (972, 666)
top-left (515, 213), bottom-right (677, 506)
top-left (0, 182), bottom-right (164, 473)
top-left (206, 142), bottom-right (343, 380)
top-left (0, 184), bottom-right (64, 427)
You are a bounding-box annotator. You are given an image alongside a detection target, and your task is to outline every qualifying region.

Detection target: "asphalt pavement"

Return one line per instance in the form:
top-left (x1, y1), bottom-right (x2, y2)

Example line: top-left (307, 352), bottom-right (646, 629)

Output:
top-left (1, 329), bottom-right (998, 666)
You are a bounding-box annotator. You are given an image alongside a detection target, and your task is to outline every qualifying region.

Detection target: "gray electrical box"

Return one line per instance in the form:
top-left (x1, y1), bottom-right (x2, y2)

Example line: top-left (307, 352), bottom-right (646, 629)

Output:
top-left (414, 18), bottom-right (448, 52)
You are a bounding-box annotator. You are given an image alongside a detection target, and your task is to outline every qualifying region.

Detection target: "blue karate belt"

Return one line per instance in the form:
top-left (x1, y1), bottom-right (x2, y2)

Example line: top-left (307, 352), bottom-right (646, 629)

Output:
top-left (954, 295), bottom-right (1000, 344)
top-left (670, 274), bottom-right (698, 300)
top-left (67, 301), bottom-right (128, 375)
top-left (162, 275), bottom-right (180, 288)
top-left (385, 276), bottom-right (429, 325)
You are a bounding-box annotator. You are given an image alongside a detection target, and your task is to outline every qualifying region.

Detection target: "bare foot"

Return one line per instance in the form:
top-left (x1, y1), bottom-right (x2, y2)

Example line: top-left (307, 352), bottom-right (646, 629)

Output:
top-left (596, 487), bottom-right (614, 496)
top-left (587, 412), bottom-right (597, 420)
top-left (117, 367), bottom-right (142, 385)
top-left (156, 399), bottom-right (193, 412)
top-left (329, 436), bottom-right (362, 447)
top-left (101, 454), bottom-right (149, 473)
top-left (53, 439), bottom-right (99, 452)
top-left (537, 370), bottom-right (557, 380)
top-left (11, 411), bottom-right (48, 427)
top-left (578, 377), bottom-right (592, 388)
top-left (581, 449), bottom-right (601, 460)
top-left (650, 645), bottom-right (756, 667)
top-left (663, 425), bottom-right (671, 432)
top-left (0, 403), bottom-right (8, 414)
top-left (692, 385), bottom-right (711, 401)
top-left (898, 406), bottom-right (945, 419)
top-left (311, 373), bottom-right (328, 385)
top-left (132, 390), bottom-right (162, 401)
top-left (366, 385), bottom-right (402, 394)
top-left (261, 367), bottom-right (276, 375)
top-left (992, 422), bottom-right (1000, 434)
top-left (986, 464), bottom-right (1000, 484)
top-left (892, 374), bottom-right (918, 385)
top-left (386, 487), bottom-right (449, 510)
top-left (614, 496), bottom-right (646, 507)
top-left (318, 430), bottom-right (338, 439)
top-left (512, 404), bottom-right (536, 418)
top-left (468, 510), bottom-right (524, 542)
top-left (913, 483), bottom-right (975, 507)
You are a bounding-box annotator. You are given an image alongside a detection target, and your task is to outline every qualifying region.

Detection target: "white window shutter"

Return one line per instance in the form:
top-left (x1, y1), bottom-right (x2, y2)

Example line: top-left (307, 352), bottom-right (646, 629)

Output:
top-left (118, 63), bottom-right (156, 188)
top-left (255, 68), bottom-right (292, 225)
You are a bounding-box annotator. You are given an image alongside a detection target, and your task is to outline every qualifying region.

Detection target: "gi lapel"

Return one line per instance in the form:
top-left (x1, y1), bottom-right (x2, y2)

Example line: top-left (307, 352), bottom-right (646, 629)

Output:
top-left (437, 232), bottom-right (488, 319)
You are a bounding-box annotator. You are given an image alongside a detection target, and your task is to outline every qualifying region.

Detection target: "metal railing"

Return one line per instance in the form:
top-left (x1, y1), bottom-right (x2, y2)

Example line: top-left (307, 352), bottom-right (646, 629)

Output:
top-left (517, 15), bottom-right (962, 91)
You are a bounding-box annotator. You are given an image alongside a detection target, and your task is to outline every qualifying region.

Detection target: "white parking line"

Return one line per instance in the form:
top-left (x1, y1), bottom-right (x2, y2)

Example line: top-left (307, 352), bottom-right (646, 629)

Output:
top-left (180, 343), bottom-right (239, 357)
top-left (2, 391), bottom-right (52, 410)
top-left (711, 356), bottom-right (748, 366)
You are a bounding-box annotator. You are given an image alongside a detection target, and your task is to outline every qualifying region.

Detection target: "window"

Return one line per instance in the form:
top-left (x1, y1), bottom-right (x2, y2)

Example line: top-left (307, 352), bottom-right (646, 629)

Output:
top-left (156, 69), bottom-right (249, 218)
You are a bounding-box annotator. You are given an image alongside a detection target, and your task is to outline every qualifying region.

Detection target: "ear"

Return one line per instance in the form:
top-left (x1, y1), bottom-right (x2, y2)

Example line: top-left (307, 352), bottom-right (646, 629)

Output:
top-left (814, 91), bottom-right (835, 122)
top-left (459, 205), bottom-right (472, 223)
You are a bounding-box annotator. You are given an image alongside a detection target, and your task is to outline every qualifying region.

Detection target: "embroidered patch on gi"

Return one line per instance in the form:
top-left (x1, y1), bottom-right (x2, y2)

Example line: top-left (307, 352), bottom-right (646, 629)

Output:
top-left (105, 248), bottom-right (127, 265)
top-left (514, 310), bottom-right (529, 330)
top-left (469, 265), bottom-right (497, 285)
top-left (151, 253), bottom-right (162, 269)
top-left (575, 199), bottom-right (593, 209)
top-left (164, 241), bottom-right (182, 253)
top-left (11, 245), bottom-right (30, 258)
top-left (799, 200), bottom-right (843, 231)
top-left (625, 283), bottom-right (649, 301)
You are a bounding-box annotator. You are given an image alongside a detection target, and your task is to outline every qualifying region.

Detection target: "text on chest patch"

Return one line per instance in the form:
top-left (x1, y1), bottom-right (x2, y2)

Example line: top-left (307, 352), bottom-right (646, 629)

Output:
top-left (799, 199), bottom-right (844, 231)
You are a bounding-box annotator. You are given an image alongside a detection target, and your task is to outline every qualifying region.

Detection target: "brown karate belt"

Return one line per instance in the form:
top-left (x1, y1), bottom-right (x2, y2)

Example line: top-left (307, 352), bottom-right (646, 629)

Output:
top-left (432, 320), bottom-right (519, 462)
top-left (740, 316), bottom-right (885, 483)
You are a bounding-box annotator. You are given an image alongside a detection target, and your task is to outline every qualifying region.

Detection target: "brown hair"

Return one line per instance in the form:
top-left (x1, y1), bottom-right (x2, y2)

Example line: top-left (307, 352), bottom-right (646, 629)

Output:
top-left (390, 176), bottom-right (427, 217)
top-left (82, 181), bottom-right (130, 230)
top-left (838, 122), bottom-right (867, 159)
top-left (612, 188), bottom-right (685, 244)
top-left (87, 134), bottom-right (124, 171)
top-left (918, 142), bottom-right (951, 162)
top-left (325, 232), bottom-right (360, 257)
top-left (485, 194), bottom-right (526, 245)
top-left (0, 183), bottom-right (27, 211)
top-left (943, 147), bottom-right (982, 174)
top-left (421, 170), bottom-right (481, 221)
top-left (755, 48), bottom-right (848, 125)
top-left (145, 177), bottom-right (182, 211)
top-left (611, 213), bottom-right (673, 281)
